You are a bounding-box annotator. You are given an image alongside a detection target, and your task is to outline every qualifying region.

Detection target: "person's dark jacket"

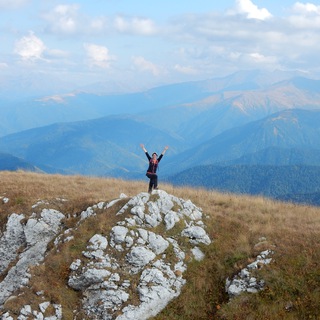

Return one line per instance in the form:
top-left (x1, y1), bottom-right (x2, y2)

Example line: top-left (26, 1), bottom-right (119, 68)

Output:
top-left (145, 152), bottom-right (163, 174)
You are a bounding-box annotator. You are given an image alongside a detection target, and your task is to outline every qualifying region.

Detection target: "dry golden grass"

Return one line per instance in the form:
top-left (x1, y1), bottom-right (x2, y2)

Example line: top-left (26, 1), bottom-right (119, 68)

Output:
top-left (0, 171), bottom-right (319, 319)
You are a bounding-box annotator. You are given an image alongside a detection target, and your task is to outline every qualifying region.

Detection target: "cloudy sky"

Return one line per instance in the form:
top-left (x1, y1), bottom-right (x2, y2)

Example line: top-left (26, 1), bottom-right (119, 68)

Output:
top-left (1, 0), bottom-right (320, 94)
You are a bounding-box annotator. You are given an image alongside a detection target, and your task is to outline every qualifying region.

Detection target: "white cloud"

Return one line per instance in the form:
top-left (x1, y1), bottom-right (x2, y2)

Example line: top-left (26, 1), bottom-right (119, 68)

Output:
top-left (0, 0), bottom-right (28, 9)
top-left (174, 64), bottom-right (198, 75)
top-left (114, 16), bottom-right (156, 35)
top-left (5, 1), bottom-right (320, 88)
top-left (288, 2), bottom-right (320, 29)
top-left (229, 0), bottom-right (272, 20)
top-left (0, 62), bottom-right (9, 69)
top-left (43, 4), bottom-right (79, 34)
top-left (293, 2), bottom-right (320, 15)
top-left (14, 32), bottom-right (46, 61)
top-left (84, 43), bottom-right (116, 68)
top-left (249, 52), bottom-right (278, 64)
top-left (166, 8), bottom-right (320, 77)
top-left (132, 56), bottom-right (162, 75)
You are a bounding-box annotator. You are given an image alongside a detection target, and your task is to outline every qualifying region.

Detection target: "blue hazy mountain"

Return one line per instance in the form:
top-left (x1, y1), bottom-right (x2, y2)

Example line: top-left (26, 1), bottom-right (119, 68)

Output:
top-left (162, 109), bottom-right (320, 174)
top-left (1, 70), bottom-right (320, 205)
top-left (1, 70), bottom-right (319, 138)
top-left (0, 152), bottom-right (41, 172)
top-left (1, 108), bottom-right (319, 177)
top-left (0, 115), bottom-right (184, 177)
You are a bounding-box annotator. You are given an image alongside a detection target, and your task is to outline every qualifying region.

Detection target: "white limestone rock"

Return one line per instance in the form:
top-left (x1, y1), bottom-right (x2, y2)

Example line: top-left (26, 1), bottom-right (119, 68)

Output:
top-left (68, 191), bottom-right (210, 319)
top-left (80, 206), bottom-right (95, 220)
top-left (21, 304), bottom-right (32, 316)
top-left (111, 226), bottom-right (128, 244)
top-left (164, 210), bottom-right (180, 230)
top-left (0, 209), bottom-right (65, 306)
top-left (87, 234), bottom-right (108, 251)
top-left (226, 249), bottom-right (273, 297)
top-left (2, 197), bottom-right (9, 204)
top-left (68, 268), bottom-right (111, 290)
top-left (2, 191), bottom-right (212, 320)
top-left (0, 213), bottom-right (25, 274)
top-left (1, 312), bottom-right (13, 320)
top-left (181, 226), bottom-right (211, 245)
top-left (147, 232), bottom-right (169, 255)
top-left (126, 246), bottom-right (156, 270)
top-left (39, 301), bottom-right (50, 313)
top-left (191, 246), bottom-right (205, 261)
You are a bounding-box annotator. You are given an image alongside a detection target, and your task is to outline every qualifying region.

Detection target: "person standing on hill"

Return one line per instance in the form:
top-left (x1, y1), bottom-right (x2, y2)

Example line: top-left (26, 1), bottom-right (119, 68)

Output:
top-left (140, 144), bottom-right (169, 193)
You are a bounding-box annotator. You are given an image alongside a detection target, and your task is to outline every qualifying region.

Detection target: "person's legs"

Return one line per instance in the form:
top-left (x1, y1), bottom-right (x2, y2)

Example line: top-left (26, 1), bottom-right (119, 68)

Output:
top-left (146, 173), bottom-right (156, 193)
top-left (146, 173), bottom-right (158, 193)
top-left (153, 175), bottom-right (158, 189)
top-left (148, 179), bottom-right (153, 193)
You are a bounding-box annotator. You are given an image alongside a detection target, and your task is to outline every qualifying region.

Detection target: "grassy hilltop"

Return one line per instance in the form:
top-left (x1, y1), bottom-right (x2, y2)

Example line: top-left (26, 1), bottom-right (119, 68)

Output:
top-left (0, 171), bottom-right (319, 319)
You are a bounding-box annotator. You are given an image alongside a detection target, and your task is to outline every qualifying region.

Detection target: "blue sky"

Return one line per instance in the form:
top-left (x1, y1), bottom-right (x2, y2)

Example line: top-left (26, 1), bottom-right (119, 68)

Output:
top-left (1, 0), bottom-right (320, 95)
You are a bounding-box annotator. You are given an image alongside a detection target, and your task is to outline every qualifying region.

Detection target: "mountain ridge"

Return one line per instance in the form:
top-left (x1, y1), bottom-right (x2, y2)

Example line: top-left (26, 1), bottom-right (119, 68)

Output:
top-left (163, 109), bottom-right (320, 174)
top-left (1, 70), bottom-right (320, 205)
top-left (1, 70), bottom-right (319, 137)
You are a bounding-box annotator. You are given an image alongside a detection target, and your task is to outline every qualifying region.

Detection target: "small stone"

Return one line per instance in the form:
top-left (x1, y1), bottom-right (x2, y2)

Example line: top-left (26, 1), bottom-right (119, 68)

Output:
top-left (191, 247), bottom-right (205, 261)
top-left (39, 301), bottom-right (50, 313)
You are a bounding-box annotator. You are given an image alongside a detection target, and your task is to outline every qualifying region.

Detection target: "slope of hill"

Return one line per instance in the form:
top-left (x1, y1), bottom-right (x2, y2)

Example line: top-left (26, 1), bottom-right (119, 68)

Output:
top-left (0, 152), bottom-right (41, 172)
top-left (221, 146), bottom-right (320, 166)
top-left (129, 76), bottom-right (320, 144)
top-left (0, 115), bottom-right (184, 177)
top-left (0, 171), bottom-right (319, 319)
top-left (163, 109), bottom-right (320, 174)
top-left (0, 188), bottom-right (212, 319)
top-left (167, 164), bottom-right (320, 206)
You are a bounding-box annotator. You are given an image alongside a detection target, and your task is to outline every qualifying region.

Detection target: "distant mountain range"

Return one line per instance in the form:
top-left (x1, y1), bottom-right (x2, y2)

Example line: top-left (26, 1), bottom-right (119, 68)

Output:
top-left (0, 70), bottom-right (320, 205)
top-left (162, 109), bottom-right (320, 173)
top-left (0, 152), bottom-right (41, 172)
top-left (0, 115), bottom-right (185, 177)
top-left (1, 70), bottom-right (320, 138)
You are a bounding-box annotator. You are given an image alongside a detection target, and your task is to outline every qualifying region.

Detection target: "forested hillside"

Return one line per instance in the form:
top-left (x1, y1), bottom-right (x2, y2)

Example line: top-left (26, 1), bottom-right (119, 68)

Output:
top-left (167, 165), bottom-right (320, 206)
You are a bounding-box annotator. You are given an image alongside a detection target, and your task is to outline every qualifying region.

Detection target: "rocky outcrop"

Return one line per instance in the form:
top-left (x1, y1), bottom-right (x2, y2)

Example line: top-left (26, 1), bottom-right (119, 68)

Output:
top-left (0, 209), bottom-right (65, 307)
top-left (0, 190), bottom-right (211, 320)
top-left (225, 249), bottom-right (274, 297)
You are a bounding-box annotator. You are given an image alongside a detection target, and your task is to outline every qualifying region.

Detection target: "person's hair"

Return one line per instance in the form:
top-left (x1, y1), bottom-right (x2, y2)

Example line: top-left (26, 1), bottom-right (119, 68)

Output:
top-left (152, 152), bottom-right (158, 156)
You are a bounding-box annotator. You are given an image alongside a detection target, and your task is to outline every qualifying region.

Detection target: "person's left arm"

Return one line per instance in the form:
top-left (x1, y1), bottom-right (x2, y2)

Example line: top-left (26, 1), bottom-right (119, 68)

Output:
top-left (162, 146), bottom-right (169, 155)
top-left (158, 146), bottom-right (169, 161)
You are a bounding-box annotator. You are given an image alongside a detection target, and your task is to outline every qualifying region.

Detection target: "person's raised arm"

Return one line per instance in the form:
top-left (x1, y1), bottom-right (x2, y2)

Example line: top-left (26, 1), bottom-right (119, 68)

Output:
top-left (140, 143), bottom-right (147, 153)
top-left (161, 146), bottom-right (169, 155)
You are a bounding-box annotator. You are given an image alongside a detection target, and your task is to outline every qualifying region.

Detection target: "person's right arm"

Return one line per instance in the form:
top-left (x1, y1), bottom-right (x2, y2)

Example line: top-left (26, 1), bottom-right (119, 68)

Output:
top-left (140, 144), bottom-right (147, 153)
top-left (140, 144), bottom-right (151, 160)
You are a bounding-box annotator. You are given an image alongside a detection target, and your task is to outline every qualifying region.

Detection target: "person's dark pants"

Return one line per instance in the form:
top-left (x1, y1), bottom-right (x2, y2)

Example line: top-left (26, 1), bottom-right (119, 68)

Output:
top-left (146, 173), bottom-right (158, 193)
